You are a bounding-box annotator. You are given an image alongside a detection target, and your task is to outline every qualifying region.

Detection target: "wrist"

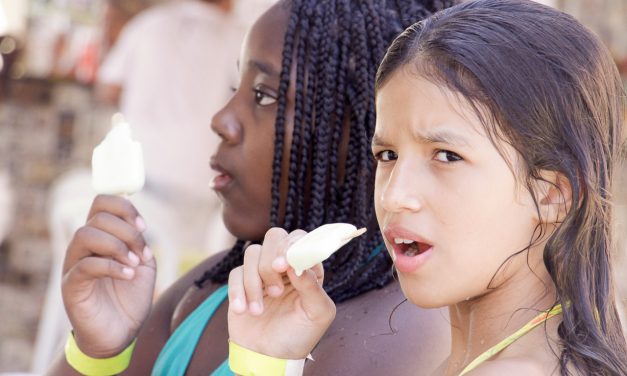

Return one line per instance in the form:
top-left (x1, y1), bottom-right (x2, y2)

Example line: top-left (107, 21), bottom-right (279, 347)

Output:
top-left (228, 340), bottom-right (312, 376)
top-left (72, 333), bottom-right (134, 359)
top-left (65, 331), bottom-right (136, 376)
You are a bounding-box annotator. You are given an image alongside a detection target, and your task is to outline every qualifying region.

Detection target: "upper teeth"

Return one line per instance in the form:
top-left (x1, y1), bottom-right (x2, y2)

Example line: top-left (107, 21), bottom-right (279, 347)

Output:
top-left (394, 238), bottom-right (414, 244)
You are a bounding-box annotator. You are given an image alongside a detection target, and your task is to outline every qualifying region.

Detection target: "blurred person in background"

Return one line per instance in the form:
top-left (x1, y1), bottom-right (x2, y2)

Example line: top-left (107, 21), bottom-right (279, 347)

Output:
top-left (100, 0), bottom-right (149, 55)
top-left (96, 0), bottom-right (242, 282)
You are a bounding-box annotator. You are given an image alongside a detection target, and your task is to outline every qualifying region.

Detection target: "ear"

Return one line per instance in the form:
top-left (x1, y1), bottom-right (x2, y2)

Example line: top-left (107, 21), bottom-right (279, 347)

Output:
top-left (534, 171), bottom-right (573, 225)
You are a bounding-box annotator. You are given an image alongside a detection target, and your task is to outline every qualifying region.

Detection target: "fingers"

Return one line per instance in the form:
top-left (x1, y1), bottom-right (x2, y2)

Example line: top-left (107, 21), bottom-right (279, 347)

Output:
top-left (88, 212), bottom-right (146, 257)
top-left (229, 227), bottom-right (324, 318)
top-left (88, 194), bottom-right (145, 231)
top-left (287, 268), bottom-right (335, 323)
top-left (228, 266), bottom-right (247, 314)
top-left (64, 256), bottom-right (137, 287)
top-left (64, 195), bottom-right (150, 274)
top-left (258, 228), bottom-right (291, 297)
top-left (242, 244), bottom-right (264, 315)
top-left (269, 229), bottom-right (307, 274)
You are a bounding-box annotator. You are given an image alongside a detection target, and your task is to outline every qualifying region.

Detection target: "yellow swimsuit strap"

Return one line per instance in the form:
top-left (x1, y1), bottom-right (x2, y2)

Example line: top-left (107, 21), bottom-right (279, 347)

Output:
top-left (459, 304), bottom-right (563, 375)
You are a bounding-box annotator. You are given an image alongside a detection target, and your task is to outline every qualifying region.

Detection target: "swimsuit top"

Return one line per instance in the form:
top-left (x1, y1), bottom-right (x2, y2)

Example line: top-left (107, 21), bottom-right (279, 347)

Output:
top-left (152, 284), bottom-right (232, 376)
top-left (459, 304), bottom-right (563, 375)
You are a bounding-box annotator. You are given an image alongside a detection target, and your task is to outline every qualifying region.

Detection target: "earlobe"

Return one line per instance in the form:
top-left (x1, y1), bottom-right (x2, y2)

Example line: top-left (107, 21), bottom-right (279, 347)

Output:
top-left (536, 171), bottom-right (572, 224)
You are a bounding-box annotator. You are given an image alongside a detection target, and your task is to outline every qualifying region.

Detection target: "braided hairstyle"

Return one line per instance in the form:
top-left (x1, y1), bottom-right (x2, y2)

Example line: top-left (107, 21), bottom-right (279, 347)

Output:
top-left (195, 0), bottom-right (454, 303)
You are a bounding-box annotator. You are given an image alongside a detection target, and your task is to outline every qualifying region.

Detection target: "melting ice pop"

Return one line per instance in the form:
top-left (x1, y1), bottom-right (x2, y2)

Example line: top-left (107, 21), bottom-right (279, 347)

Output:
top-left (92, 116), bottom-right (145, 195)
top-left (286, 223), bottom-right (367, 276)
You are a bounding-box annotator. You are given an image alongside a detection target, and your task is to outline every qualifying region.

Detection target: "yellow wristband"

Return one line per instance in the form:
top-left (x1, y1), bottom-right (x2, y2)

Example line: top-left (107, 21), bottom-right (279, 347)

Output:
top-left (228, 340), bottom-right (307, 376)
top-left (65, 332), bottom-right (136, 376)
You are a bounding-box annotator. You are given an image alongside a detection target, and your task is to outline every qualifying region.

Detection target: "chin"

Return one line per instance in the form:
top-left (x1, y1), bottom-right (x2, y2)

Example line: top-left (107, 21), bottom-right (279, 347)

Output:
top-left (222, 209), bottom-right (267, 242)
top-left (398, 279), bottom-right (453, 309)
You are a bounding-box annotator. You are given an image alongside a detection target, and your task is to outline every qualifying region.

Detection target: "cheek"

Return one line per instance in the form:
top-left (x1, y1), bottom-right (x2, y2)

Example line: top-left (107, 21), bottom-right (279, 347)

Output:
top-left (373, 167), bottom-right (388, 223)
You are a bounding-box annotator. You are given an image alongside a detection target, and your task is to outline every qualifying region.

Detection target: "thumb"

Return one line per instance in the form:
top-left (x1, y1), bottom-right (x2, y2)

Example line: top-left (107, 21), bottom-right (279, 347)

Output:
top-left (286, 268), bottom-right (336, 323)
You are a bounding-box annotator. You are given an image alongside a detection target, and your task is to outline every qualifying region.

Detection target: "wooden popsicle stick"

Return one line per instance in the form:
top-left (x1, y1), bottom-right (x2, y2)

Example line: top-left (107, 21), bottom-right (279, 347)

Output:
top-left (342, 227), bottom-right (367, 242)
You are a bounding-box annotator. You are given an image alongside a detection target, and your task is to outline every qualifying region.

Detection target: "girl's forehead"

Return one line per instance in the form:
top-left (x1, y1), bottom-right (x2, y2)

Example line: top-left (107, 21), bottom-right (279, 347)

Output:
top-left (377, 70), bottom-right (485, 132)
top-left (241, 3), bottom-right (289, 73)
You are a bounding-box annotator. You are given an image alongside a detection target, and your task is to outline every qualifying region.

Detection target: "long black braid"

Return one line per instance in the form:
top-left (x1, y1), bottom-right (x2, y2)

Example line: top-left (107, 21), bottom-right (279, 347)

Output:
top-left (195, 0), bottom-right (454, 303)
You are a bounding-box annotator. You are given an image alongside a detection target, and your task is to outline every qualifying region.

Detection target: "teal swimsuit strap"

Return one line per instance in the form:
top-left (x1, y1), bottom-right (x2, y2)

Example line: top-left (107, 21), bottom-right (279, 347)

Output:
top-left (152, 284), bottom-right (233, 376)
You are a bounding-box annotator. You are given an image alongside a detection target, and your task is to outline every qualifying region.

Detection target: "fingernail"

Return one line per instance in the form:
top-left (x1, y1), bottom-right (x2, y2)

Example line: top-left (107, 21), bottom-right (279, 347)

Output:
top-left (231, 298), bottom-right (245, 313)
top-left (250, 301), bottom-right (263, 315)
top-left (135, 216), bottom-right (146, 232)
top-left (272, 257), bottom-right (288, 270)
top-left (267, 285), bottom-right (282, 297)
top-left (122, 267), bottom-right (134, 277)
top-left (128, 252), bottom-right (140, 266)
top-left (143, 246), bottom-right (153, 261)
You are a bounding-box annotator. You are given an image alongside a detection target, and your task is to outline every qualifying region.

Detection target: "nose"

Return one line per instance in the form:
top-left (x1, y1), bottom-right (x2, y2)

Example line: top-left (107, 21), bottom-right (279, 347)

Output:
top-left (210, 98), bottom-right (241, 145)
top-left (378, 160), bottom-right (423, 213)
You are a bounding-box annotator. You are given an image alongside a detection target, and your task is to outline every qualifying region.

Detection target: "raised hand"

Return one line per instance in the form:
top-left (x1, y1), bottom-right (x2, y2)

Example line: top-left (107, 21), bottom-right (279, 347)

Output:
top-left (227, 228), bottom-right (336, 360)
top-left (61, 194), bottom-right (156, 357)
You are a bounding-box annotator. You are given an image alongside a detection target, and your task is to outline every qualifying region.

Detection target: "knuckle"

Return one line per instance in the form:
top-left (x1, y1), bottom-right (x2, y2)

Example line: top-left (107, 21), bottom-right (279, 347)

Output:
top-left (113, 238), bottom-right (128, 256)
top-left (265, 227), bottom-right (288, 241)
top-left (131, 230), bottom-right (145, 249)
top-left (120, 199), bottom-right (138, 217)
top-left (89, 212), bottom-right (108, 227)
top-left (228, 266), bottom-right (241, 280)
top-left (243, 244), bottom-right (260, 260)
top-left (107, 259), bottom-right (118, 275)
top-left (93, 194), bottom-right (108, 207)
top-left (74, 226), bottom-right (93, 241)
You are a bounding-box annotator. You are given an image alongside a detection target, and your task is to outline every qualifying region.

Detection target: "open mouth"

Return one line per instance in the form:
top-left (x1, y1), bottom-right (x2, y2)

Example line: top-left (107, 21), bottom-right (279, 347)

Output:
top-left (394, 238), bottom-right (432, 257)
top-left (209, 157), bottom-right (234, 191)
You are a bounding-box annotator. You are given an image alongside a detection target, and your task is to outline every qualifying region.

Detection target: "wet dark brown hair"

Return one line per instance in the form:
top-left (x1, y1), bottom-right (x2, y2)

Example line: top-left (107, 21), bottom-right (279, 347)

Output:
top-left (376, 0), bottom-right (627, 374)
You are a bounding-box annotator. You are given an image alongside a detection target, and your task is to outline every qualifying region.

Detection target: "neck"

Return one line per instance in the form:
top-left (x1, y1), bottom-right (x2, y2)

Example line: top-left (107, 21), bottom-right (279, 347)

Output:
top-left (442, 246), bottom-right (558, 375)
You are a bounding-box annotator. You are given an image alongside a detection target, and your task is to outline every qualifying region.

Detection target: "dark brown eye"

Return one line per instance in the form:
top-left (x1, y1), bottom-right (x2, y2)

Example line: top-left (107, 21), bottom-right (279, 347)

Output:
top-left (253, 89), bottom-right (277, 106)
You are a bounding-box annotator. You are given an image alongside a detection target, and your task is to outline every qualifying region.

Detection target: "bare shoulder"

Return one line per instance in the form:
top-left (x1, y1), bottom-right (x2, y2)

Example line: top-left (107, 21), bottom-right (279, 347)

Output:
top-left (305, 281), bottom-right (451, 376)
top-left (160, 250), bottom-right (230, 327)
top-left (465, 357), bottom-right (557, 376)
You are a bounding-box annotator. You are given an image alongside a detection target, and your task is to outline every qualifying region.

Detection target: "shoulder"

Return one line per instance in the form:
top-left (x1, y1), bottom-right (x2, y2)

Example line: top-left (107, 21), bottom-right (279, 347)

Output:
top-left (305, 281), bottom-right (451, 375)
top-left (465, 357), bottom-right (557, 376)
top-left (159, 250), bottom-right (230, 320)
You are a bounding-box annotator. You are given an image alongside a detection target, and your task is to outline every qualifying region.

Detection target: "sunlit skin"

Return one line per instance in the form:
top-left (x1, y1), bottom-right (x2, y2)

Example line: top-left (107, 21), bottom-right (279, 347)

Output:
top-left (373, 67), bottom-right (567, 375)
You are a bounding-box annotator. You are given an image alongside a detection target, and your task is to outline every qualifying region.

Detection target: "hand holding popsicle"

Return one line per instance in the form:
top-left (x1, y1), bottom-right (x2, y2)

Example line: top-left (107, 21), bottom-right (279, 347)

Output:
top-left (60, 116), bottom-right (155, 359)
top-left (227, 224), bottom-right (365, 360)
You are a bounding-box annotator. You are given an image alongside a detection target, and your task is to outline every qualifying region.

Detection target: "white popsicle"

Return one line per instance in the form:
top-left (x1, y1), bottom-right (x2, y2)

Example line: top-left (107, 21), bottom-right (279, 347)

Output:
top-left (92, 117), bottom-right (145, 195)
top-left (286, 223), bottom-right (367, 276)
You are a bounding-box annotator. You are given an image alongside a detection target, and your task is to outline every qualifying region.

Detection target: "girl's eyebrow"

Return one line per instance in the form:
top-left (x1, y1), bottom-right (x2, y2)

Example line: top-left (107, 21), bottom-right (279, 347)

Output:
top-left (371, 129), bottom-right (471, 148)
top-left (414, 128), bottom-right (470, 147)
top-left (248, 59), bottom-right (280, 78)
top-left (371, 133), bottom-right (391, 148)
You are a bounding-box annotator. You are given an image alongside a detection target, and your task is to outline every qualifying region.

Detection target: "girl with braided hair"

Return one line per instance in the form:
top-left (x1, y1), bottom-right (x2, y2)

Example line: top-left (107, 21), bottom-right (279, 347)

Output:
top-left (51, 0), bottom-right (454, 375)
top-left (229, 1), bottom-right (627, 375)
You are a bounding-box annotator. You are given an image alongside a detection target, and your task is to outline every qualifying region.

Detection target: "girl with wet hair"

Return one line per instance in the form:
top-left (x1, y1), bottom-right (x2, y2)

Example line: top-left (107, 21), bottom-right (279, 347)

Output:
top-left (229, 1), bottom-right (627, 375)
top-left (51, 0), bottom-right (454, 375)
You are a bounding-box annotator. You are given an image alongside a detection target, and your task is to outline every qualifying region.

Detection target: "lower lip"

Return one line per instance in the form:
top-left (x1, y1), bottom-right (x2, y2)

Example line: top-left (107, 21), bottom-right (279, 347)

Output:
top-left (210, 174), bottom-right (233, 191)
top-left (393, 246), bottom-right (433, 274)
